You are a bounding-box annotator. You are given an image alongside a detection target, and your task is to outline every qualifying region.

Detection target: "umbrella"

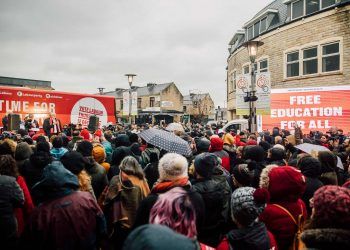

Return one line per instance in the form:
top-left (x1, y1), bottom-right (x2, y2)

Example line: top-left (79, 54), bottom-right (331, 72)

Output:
top-left (166, 123), bottom-right (185, 132)
top-left (139, 128), bottom-right (192, 156)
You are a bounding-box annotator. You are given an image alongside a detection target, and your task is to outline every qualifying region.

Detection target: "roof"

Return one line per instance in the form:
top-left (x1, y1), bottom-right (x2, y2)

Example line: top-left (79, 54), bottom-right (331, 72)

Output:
top-left (0, 76), bottom-right (52, 88)
top-left (103, 82), bottom-right (173, 98)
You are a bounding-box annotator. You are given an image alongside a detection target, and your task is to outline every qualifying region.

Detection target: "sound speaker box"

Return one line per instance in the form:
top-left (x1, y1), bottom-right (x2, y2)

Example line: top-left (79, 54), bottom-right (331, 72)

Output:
top-left (88, 115), bottom-right (99, 131)
top-left (8, 114), bottom-right (20, 131)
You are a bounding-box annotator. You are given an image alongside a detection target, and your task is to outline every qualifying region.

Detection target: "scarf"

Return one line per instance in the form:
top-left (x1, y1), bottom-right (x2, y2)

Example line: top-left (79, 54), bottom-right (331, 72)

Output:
top-left (50, 118), bottom-right (61, 134)
top-left (151, 177), bottom-right (190, 194)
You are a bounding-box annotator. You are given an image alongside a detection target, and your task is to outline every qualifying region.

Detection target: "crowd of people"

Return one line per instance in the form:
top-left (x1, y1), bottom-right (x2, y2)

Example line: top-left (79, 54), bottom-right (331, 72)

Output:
top-left (0, 119), bottom-right (350, 250)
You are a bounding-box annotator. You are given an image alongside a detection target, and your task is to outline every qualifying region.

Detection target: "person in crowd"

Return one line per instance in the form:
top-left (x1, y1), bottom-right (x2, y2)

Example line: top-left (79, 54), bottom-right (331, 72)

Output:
top-left (0, 155), bottom-right (34, 236)
top-left (231, 164), bottom-right (254, 189)
top-left (123, 224), bottom-right (201, 250)
top-left (297, 155), bottom-right (323, 214)
top-left (24, 114), bottom-right (39, 136)
top-left (191, 152), bottom-right (231, 247)
top-left (143, 151), bottom-right (160, 188)
top-left (209, 136), bottom-right (230, 172)
top-left (0, 138), bottom-right (17, 157)
top-left (92, 144), bottom-right (110, 173)
top-left (20, 161), bottom-right (107, 249)
top-left (195, 137), bottom-right (210, 155)
top-left (259, 165), bottom-right (307, 250)
top-left (101, 131), bottom-right (113, 161)
top-left (43, 113), bottom-right (62, 138)
top-left (242, 145), bottom-right (266, 188)
top-left (20, 141), bottom-right (52, 191)
top-left (267, 147), bottom-right (287, 166)
top-left (301, 185), bottom-right (350, 250)
top-left (77, 140), bottom-right (108, 199)
top-left (61, 151), bottom-right (96, 199)
top-left (2, 112), bottom-right (9, 131)
top-left (0, 161), bottom-right (24, 250)
top-left (50, 136), bottom-right (68, 160)
top-left (318, 151), bottom-right (339, 185)
top-left (133, 153), bottom-right (204, 229)
top-left (67, 130), bottom-right (83, 151)
top-left (108, 146), bottom-right (133, 180)
top-left (149, 187), bottom-right (214, 250)
top-left (102, 156), bottom-right (150, 249)
top-left (217, 187), bottom-right (277, 250)
top-left (15, 142), bottom-right (33, 173)
top-left (141, 143), bottom-right (160, 167)
top-left (115, 134), bottom-right (131, 148)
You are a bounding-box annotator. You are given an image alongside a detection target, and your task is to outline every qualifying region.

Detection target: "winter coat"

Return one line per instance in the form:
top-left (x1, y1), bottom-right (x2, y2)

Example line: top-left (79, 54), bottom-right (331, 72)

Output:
top-left (144, 162), bottom-right (159, 189)
top-left (301, 228), bottom-right (350, 250)
top-left (15, 176), bottom-right (34, 235)
top-left (50, 147), bottom-right (68, 160)
top-left (217, 221), bottom-right (278, 250)
top-left (101, 140), bottom-right (113, 162)
top-left (20, 151), bottom-right (52, 191)
top-left (108, 146), bottom-right (133, 180)
top-left (0, 175), bottom-right (24, 249)
top-left (302, 177), bottom-right (323, 215)
top-left (192, 178), bottom-right (231, 247)
top-left (21, 161), bottom-right (106, 250)
top-left (141, 147), bottom-right (160, 167)
top-left (85, 157), bottom-right (109, 199)
top-left (211, 150), bottom-right (230, 172)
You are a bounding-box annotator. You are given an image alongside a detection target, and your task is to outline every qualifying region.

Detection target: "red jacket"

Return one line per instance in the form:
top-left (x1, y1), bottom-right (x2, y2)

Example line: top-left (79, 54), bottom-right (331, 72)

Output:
top-left (15, 176), bottom-right (34, 235)
top-left (235, 135), bottom-right (246, 147)
top-left (209, 137), bottom-right (230, 171)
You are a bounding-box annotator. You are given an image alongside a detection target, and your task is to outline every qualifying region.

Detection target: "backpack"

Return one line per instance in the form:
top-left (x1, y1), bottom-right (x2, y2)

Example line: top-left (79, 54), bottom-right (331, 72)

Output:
top-left (272, 203), bottom-right (306, 250)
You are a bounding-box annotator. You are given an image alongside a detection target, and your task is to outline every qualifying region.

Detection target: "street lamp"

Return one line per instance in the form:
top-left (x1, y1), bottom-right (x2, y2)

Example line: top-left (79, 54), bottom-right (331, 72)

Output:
top-left (125, 74), bottom-right (137, 124)
top-left (243, 40), bottom-right (264, 132)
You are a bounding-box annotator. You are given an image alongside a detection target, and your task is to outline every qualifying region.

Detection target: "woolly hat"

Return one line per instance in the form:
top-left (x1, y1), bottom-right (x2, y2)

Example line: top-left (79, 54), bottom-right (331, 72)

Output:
top-left (243, 145), bottom-right (265, 162)
top-left (77, 140), bottom-right (93, 157)
top-left (232, 164), bottom-right (253, 187)
top-left (61, 151), bottom-right (86, 175)
top-left (196, 138), bottom-right (210, 153)
top-left (313, 185), bottom-right (350, 229)
top-left (80, 128), bottom-right (91, 141)
top-left (92, 145), bottom-right (106, 163)
top-left (231, 187), bottom-right (269, 226)
top-left (94, 129), bottom-right (102, 138)
top-left (260, 165), bottom-right (306, 201)
top-left (194, 153), bottom-right (218, 178)
top-left (209, 137), bottom-right (224, 152)
top-left (36, 141), bottom-right (50, 153)
top-left (158, 153), bottom-right (188, 181)
top-left (15, 142), bottom-right (33, 161)
top-left (298, 156), bottom-right (321, 178)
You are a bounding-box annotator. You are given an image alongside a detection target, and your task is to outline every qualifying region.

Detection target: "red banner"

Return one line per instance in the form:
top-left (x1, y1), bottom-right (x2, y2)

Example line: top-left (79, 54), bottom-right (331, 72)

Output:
top-left (260, 86), bottom-right (350, 133)
top-left (0, 86), bottom-right (116, 127)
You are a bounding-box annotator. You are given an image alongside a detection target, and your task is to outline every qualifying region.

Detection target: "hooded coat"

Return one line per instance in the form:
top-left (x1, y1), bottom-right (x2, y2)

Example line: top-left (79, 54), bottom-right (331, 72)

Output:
top-left (84, 157), bottom-right (109, 199)
top-left (243, 146), bottom-right (267, 188)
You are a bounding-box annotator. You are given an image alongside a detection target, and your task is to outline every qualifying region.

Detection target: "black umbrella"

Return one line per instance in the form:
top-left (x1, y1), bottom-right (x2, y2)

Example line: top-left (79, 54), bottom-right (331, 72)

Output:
top-left (139, 128), bottom-right (192, 156)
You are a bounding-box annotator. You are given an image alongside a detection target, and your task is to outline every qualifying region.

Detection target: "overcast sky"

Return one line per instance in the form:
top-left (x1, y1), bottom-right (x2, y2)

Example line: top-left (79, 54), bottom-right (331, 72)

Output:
top-left (0, 0), bottom-right (270, 107)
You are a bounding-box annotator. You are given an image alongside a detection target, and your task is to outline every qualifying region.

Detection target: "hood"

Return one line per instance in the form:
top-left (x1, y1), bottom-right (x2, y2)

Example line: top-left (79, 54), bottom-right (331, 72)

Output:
top-left (111, 146), bottom-right (132, 166)
top-left (50, 147), bottom-right (68, 160)
top-left (260, 165), bottom-right (306, 201)
top-left (30, 151), bottom-right (52, 169)
top-left (227, 221), bottom-right (270, 250)
top-left (32, 161), bottom-right (79, 203)
top-left (209, 137), bottom-right (224, 152)
top-left (15, 142), bottom-right (33, 161)
top-left (301, 228), bottom-right (350, 250)
top-left (130, 142), bottom-right (142, 156)
top-left (243, 146), bottom-right (265, 162)
top-left (270, 147), bottom-right (286, 161)
top-left (115, 134), bottom-right (131, 147)
top-left (298, 156), bottom-right (321, 178)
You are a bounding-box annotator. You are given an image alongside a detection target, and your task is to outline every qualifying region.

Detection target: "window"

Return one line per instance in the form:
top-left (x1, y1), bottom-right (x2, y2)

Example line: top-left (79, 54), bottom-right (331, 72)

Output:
top-left (120, 100), bottom-right (123, 110)
top-left (183, 106), bottom-right (187, 112)
top-left (243, 65), bottom-right (250, 74)
top-left (322, 42), bottom-right (340, 72)
top-left (322, 0), bottom-right (335, 8)
top-left (259, 59), bottom-right (268, 73)
top-left (254, 22), bottom-right (260, 37)
top-left (150, 97), bottom-right (155, 107)
top-left (247, 26), bottom-right (253, 40)
top-left (233, 71), bottom-right (237, 90)
top-left (260, 17), bottom-right (267, 32)
top-left (253, 62), bottom-right (258, 73)
top-left (292, 0), bottom-right (304, 19)
top-left (306, 0), bottom-right (320, 15)
top-left (287, 51), bottom-right (300, 77)
top-left (303, 47), bottom-right (318, 75)
top-left (137, 98), bottom-right (142, 109)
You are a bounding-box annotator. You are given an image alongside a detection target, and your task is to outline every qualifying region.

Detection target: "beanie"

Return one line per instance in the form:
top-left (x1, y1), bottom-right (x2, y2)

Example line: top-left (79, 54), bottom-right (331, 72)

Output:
top-left (61, 151), bottom-right (86, 175)
top-left (77, 140), bottom-right (93, 157)
top-left (92, 145), bottom-right (106, 163)
top-left (80, 129), bottom-right (91, 141)
top-left (15, 142), bottom-right (33, 161)
top-left (36, 141), bottom-right (50, 153)
top-left (158, 153), bottom-right (188, 181)
top-left (196, 138), bottom-right (210, 153)
top-left (232, 164), bottom-right (253, 186)
top-left (298, 156), bottom-right (321, 178)
top-left (194, 153), bottom-right (218, 178)
top-left (231, 187), bottom-right (269, 226)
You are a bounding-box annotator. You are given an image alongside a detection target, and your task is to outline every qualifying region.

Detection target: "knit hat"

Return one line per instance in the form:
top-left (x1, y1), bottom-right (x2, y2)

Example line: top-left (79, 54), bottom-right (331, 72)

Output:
top-left (209, 137), bottom-right (224, 152)
top-left (232, 164), bottom-right (253, 187)
top-left (36, 141), bottom-right (50, 153)
top-left (61, 151), bottom-right (86, 175)
top-left (158, 153), bottom-right (188, 181)
top-left (76, 140), bottom-right (93, 157)
top-left (80, 128), bottom-right (91, 141)
top-left (195, 138), bottom-right (210, 153)
top-left (231, 187), bottom-right (269, 226)
top-left (298, 156), bottom-right (321, 178)
top-left (94, 129), bottom-right (102, 138)
top-left (313, 185), bottom-right (350, 229)
top-left (92, 145), bottom-right (106, 163)
top-left (15, 142), bottom-right (33, 161)
top-left (243, 145), bottom-right (265, 162)
top-left (194, 153), bottom-right (218, 178)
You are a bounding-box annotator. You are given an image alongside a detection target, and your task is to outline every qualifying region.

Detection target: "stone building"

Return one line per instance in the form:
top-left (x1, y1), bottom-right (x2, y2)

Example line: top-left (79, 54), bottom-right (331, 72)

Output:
top-left (227, 0), bottom-right (350, 120)
top-left (0, 76), bottom-right (52, 89)
top-left (103, 82), bottom-right (183, 124)
top-left (183, 93), bottom-right (215, 123)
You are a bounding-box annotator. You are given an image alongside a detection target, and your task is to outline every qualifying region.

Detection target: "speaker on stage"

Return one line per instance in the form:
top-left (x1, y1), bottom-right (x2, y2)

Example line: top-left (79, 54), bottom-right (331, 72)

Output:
top-left (8, 114), bottom-right (21, 131)
top-left (88, 115), bottom-right (99, 131)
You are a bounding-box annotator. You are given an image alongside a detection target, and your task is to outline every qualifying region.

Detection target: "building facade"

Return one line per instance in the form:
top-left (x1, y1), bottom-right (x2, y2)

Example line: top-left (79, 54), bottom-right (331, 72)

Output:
top-left (227, 0), bottom-right (350, 120)
top-left (183, 93), bottom-right (215, 123)
top-left (103, 82), bottom-right (183, 124)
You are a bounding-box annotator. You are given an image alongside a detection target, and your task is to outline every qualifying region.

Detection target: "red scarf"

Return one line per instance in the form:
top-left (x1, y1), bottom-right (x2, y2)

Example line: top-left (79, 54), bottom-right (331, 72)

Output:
top-left (50, 118), bottom-right (61, 134)
top-left (151, 177), bottom-right (190, 193)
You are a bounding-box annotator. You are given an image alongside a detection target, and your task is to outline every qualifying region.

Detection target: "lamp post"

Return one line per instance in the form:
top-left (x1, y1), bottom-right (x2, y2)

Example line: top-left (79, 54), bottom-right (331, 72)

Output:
top-left (243, 40), bottom-right (263, 132)
top-left (125, 74), bottom-right (136, 124)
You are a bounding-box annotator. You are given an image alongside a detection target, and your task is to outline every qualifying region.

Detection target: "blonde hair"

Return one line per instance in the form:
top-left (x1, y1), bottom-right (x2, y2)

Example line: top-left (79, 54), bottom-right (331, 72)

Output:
top-left (78, 170), bottom-right (92, 192)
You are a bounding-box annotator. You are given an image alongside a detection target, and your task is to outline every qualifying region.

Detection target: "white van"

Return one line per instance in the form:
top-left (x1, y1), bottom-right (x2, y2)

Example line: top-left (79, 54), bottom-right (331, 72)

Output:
top-left (223, 119), bottom-right (249, 133)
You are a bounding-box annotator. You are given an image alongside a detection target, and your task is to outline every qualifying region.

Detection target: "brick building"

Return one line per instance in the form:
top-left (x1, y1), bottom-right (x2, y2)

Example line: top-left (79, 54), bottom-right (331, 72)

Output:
top-left (227, 0), bottom-right (350, 120)
top-left (103, 82), bottom-right (183, 124)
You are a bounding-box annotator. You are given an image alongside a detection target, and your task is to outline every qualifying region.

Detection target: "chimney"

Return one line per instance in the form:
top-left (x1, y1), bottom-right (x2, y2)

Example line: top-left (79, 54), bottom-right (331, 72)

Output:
top-left (97, 87), bottom-right (105, 95)
top-left (147, 83), bottom-right (157, 88)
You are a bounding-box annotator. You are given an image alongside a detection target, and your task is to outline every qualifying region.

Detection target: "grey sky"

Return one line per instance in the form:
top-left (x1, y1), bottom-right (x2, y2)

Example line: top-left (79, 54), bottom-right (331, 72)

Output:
top-left (0, 0), bottom-right (270, 107)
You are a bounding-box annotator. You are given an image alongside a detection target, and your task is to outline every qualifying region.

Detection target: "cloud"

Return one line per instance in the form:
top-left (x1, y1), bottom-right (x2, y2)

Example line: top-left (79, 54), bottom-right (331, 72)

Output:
top-left (0, 0), bottom-right (270, 107)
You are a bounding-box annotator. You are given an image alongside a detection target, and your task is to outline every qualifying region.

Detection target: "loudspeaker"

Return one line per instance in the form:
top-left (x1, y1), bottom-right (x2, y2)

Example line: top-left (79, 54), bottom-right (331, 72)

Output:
top-left (8, 114), bottom-right (20, 131)
top-left (88, 115), bottom-right (99, 131)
